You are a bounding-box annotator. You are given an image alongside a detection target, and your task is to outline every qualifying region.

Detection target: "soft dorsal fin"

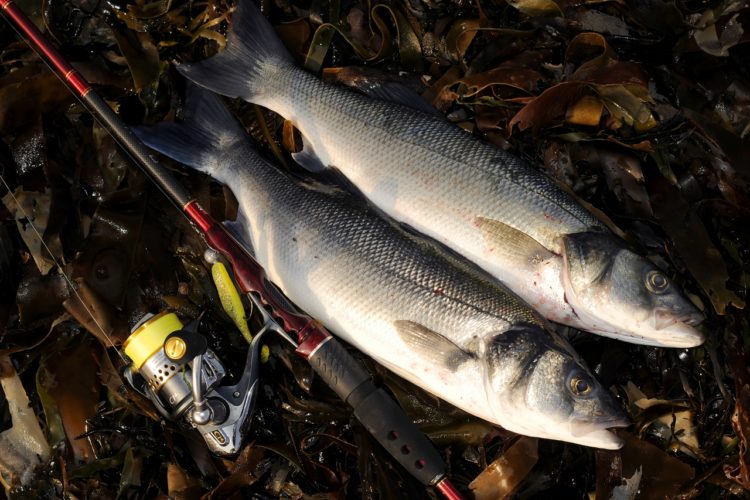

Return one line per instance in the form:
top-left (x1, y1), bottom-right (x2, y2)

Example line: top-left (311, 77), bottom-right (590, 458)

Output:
top-left (393, 320), bottom-right (475, 372)
top-left (365, 82), bottom-right (439, 115)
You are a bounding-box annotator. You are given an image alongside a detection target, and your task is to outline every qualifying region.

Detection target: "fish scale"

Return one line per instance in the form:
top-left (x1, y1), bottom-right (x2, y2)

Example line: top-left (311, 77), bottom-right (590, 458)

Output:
top-left (137, 86), bottom-right (627, 448)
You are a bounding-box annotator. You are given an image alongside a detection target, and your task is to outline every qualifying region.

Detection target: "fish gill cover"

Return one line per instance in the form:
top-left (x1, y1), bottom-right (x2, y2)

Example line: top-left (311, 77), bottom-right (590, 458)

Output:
top-left (0, 0), bottom-right (748, 498)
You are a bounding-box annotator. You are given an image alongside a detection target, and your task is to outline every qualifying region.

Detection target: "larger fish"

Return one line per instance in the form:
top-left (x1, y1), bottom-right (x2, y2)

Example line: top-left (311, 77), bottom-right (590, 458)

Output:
top-left (178, 0), bottom-right (705, 348)
top-left (137, 87), bottom-right (628, 449)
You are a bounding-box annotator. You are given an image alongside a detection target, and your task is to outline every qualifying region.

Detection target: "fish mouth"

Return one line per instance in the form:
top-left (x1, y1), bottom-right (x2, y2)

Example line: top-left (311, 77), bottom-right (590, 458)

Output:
top-left (654, 308), bottom-right (704, 330)
top-left (650, 309), bottom-right (705, 348)
top-left (567, 415), bottom-right (630, 450)
top-left (586, 310), bottom-right (706, 348)
top-left (572, 411), bottom-right (630, 430)
top-left (500, 416), bottom-right (629, 450)
top-left (567, 428), bottom-right (624, 450)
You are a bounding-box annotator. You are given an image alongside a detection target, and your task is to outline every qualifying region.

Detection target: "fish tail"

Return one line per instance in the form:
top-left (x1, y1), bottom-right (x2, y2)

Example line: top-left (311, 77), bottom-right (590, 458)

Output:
top-left (134, 85), bottom-right (244, 179)
top-left (177, 1), bottom-right (294, 101)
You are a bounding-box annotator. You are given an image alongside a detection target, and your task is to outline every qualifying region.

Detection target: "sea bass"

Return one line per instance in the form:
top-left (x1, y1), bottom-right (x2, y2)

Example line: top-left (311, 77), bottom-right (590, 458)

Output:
top-left (137, 87), bottom-right (628, 449)
top-left (178, 0), bottom-right (705, 348)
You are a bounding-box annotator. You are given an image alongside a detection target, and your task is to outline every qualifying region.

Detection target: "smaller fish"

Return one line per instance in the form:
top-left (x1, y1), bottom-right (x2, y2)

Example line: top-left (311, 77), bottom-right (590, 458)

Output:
top-left (136, 86), bottom-right (629, 449)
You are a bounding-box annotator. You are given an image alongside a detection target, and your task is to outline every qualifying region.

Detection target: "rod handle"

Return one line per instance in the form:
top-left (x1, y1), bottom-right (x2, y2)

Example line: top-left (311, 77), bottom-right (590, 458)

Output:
top-left (301, 335), bottom-right (448, 487)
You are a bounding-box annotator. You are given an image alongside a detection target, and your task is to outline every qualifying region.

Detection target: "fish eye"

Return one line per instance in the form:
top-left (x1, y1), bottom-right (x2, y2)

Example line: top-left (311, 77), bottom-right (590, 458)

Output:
top-left (645, 270), bottom-right (669, 293)
top-left (569, 375), bottom-right (592, 396)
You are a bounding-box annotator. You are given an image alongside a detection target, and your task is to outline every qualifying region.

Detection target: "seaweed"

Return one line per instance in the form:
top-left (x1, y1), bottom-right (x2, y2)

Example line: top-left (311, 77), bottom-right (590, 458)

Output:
top-left (1, 0), bottom-right (749, 497)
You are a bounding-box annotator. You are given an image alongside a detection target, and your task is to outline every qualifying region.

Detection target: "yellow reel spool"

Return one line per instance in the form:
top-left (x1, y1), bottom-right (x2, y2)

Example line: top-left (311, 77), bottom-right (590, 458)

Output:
top-left (123, 312), bottom-right (184, 369)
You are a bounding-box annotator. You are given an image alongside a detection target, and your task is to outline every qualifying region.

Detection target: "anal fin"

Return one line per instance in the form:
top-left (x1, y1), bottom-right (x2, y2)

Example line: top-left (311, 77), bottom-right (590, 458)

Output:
top-left (292, 137), bottom-right (326, 173)
top-left (394, 320), bottom-right (475, 372)
top-left (223, 215), bottom-right (254, 257)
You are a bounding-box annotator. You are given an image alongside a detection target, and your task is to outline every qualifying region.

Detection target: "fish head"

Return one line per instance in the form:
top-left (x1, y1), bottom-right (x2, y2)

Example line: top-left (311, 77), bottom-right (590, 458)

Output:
top-left (483, 325), bottom-right (628, 449)
top-left (561, 231), bottom-right (704, 347)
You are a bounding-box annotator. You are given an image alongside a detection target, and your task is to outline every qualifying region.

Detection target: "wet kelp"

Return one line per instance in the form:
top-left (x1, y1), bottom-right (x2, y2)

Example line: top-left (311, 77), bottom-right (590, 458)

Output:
top-left (0, 0), bottom-right (749, 497)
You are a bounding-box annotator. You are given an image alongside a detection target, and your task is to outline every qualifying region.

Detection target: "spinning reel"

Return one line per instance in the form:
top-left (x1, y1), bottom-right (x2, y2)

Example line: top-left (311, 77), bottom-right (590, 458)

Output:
top-left (122, 311), bottom-right (265, 455)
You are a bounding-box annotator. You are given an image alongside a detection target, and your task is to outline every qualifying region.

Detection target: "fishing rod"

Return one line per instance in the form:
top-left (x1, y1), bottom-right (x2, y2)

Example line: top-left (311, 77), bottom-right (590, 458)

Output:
top-left (0, 2), bottom-right (464, 498)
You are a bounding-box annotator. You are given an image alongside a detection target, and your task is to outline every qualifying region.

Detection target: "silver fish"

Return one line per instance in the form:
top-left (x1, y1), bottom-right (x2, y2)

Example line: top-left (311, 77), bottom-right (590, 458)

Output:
top-left (178, 0), bottom-right (705, 348)
top-left (137, 87), bottom-right (628, 449)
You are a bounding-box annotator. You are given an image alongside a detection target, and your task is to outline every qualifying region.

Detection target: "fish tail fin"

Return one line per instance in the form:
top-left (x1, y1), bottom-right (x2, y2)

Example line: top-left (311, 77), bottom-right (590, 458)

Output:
top-left (134, 85), bottom-right (244, 179)
top-left (177, 1), bottom-right (294, 101)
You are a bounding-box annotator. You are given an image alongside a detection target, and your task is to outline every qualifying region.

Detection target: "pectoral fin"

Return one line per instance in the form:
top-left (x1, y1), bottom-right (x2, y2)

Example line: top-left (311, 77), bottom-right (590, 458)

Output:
top-left (394, 320), bottom-right (475, 371)
top-left (474, 217), bottom-right (554, 267)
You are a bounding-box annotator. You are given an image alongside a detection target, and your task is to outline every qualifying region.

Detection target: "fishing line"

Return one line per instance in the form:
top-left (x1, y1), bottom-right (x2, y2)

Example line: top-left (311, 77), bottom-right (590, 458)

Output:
top-left (0, 174), bottom-right (129, 363)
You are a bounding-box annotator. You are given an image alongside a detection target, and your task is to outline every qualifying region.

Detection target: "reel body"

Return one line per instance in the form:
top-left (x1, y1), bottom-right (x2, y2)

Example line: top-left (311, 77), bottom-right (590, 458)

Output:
top-left (123, 311), bottom-right (261, 455)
